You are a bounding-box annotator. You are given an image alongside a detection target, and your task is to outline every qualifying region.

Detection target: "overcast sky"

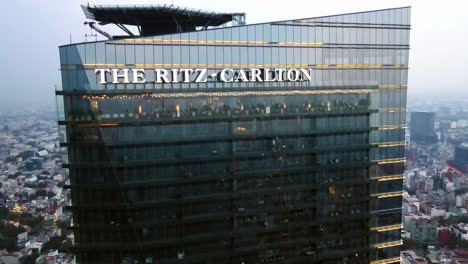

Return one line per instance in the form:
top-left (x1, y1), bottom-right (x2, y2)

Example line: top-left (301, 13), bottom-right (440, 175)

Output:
top-left (1, 0), bottom-right (467, 111)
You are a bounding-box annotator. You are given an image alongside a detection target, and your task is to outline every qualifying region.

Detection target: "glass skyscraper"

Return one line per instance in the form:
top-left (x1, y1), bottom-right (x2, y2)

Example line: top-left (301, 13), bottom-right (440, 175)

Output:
top-left (57, 5), bottom-right (410, 264)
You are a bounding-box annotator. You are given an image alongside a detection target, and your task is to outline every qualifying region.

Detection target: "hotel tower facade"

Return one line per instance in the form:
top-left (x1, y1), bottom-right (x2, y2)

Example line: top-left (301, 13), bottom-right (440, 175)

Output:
top-left (57, 5), bottom-right (410, 264)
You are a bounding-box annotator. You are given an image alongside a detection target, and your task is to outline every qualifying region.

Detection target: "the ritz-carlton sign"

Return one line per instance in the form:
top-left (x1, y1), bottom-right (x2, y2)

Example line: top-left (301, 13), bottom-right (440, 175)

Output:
top-left (95, 68), bottom-right (314, 84)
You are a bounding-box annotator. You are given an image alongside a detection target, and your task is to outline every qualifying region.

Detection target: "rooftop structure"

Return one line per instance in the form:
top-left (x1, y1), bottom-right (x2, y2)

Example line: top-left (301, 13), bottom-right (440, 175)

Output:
top-left (82, 4), bottom-right (246, 38)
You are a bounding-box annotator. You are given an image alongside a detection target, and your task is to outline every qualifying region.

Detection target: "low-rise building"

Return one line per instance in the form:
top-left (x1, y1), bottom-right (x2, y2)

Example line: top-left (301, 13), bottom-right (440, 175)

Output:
top-left (402, 250), bottom-right (428, 264)
top-left (406, 214), bottom-right (438, 247)
top-left (451, 223), bottom-right (468, 241)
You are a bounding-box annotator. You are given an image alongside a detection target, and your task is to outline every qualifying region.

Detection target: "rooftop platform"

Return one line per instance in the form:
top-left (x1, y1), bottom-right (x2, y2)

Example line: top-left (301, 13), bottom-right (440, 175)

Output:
top-left (82, 4), bottom-right (245, 37)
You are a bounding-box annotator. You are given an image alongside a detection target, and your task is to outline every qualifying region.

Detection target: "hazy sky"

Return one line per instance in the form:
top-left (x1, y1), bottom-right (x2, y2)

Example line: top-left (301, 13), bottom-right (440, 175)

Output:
top-left (1, 0), bottom-right (467, 111)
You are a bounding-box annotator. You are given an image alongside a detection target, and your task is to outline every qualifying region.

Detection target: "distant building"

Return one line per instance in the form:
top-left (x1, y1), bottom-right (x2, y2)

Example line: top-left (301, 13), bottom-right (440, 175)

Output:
top-left (432, 176), bottom-right (444, 191)
top-left (448, 143), bottom-right (468, 174)
top-left (0, 251), bottom-right (21, 264)
top-left (25, 240), bottom-right (44, 255)
top-left (401, 250), bottom-right (427, 264)
top-left (24, 157), bottom-right (42, 171)
top-left (410, 112), bottom-right (437, 144)
top-left (455, 144), bottom-right (468, 164)
top-left (0, 135), bottom-right (9, 161)
top-left (438, 228), bottom-right (451, 248)
top-left (37, 150), bottom-right (48, 157)
top-left (451, 224), bottom-right (468, 241)
top-left (406, 215), bottom-right (438, 247)
top-left (440, 120), bottom-right (451, 131)
top-left (426, 249), bottom-right (453, 264)
top-left (452, 249), bottom-right (468, 263)
top-left (439, 106), bottom-right (452, 117)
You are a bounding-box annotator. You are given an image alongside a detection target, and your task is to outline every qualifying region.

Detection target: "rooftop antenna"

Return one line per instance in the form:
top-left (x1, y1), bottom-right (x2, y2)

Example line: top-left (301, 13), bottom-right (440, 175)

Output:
top-left (85, 32), bottom-right (98, 42)
top-left (84, 22), bottom-right (111, 40)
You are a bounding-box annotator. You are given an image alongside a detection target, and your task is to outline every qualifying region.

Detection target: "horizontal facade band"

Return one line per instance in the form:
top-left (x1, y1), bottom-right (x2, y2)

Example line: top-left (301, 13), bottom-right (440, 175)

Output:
top-left (56, 85), bottom-right (379, 95)
top-left (59, 128), bottom-right (372, 144)
top-left (68, 207), bottom-right (370, 229)
top-left (63, 161), bottom-right (372, 171)
top-left (73, 63), bottom-right (408, 70)
top-left (274, 23), bottom-right (410, 31)
top-left (72, 247), bottom-right (370, 264)
top-left (71, 236), bottom-right (369, 260)
top-left (373, 141), bottom-right (405, 148)
top-left (279, 22), bottom-right (410, 30)
top-left (77, 181), bottom-right (325, 199)
top-left (370, 175), bottom-right (405, 181)
top-left (65, 141), bottom-right (371, 154)
top-left (370, 207), bottom-right (402, 215)
top-left (370, 224), bottom-right (403, 232)
top-left (290, 20), bottom-right (410, 28)
top-left (67, 204), bottom-right (321, 227)
top-left (63, 144), bottom-right (371, 168)
top-left (370, 257), bottom-right (401, 264)
top-left (69, 213), bottom-right (371, 232)
top-left (371, 240), bottom-right (402, 249)
top-left (370, 191), bottom-right (403, 199)
top-left (115, 38), bottom-right (409, 48)
top-left (379, 84), bottom-right (407, 89)
top-left (69, 236), bottom-right (369, 258)
top-left (74, 90), bottom-right (376, 98)
top-left (70, 222), bottom-right (369, 249)
top-left (65, 161), bottom-right (371, 184)
top-left (63, 153), bottom-right (398, 169)
top-left (66, 192), bottom-right (371, 209)
top-left (67, 176), bottom-right (370, 190)
top-left (73, 248), bottom-right (371, 264)
top-left (378, 107), bottom-right (406, 113)
top-left (60, 119), bottom-right (378, 129)
top-left (59, 109), bottom-right (375, 126)
top-left (61, 126), bottom-right (372, 147)
top-left (378, 124), bottom-right (407, 131)
top-left (375, 158), bottom-right (405, 164)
